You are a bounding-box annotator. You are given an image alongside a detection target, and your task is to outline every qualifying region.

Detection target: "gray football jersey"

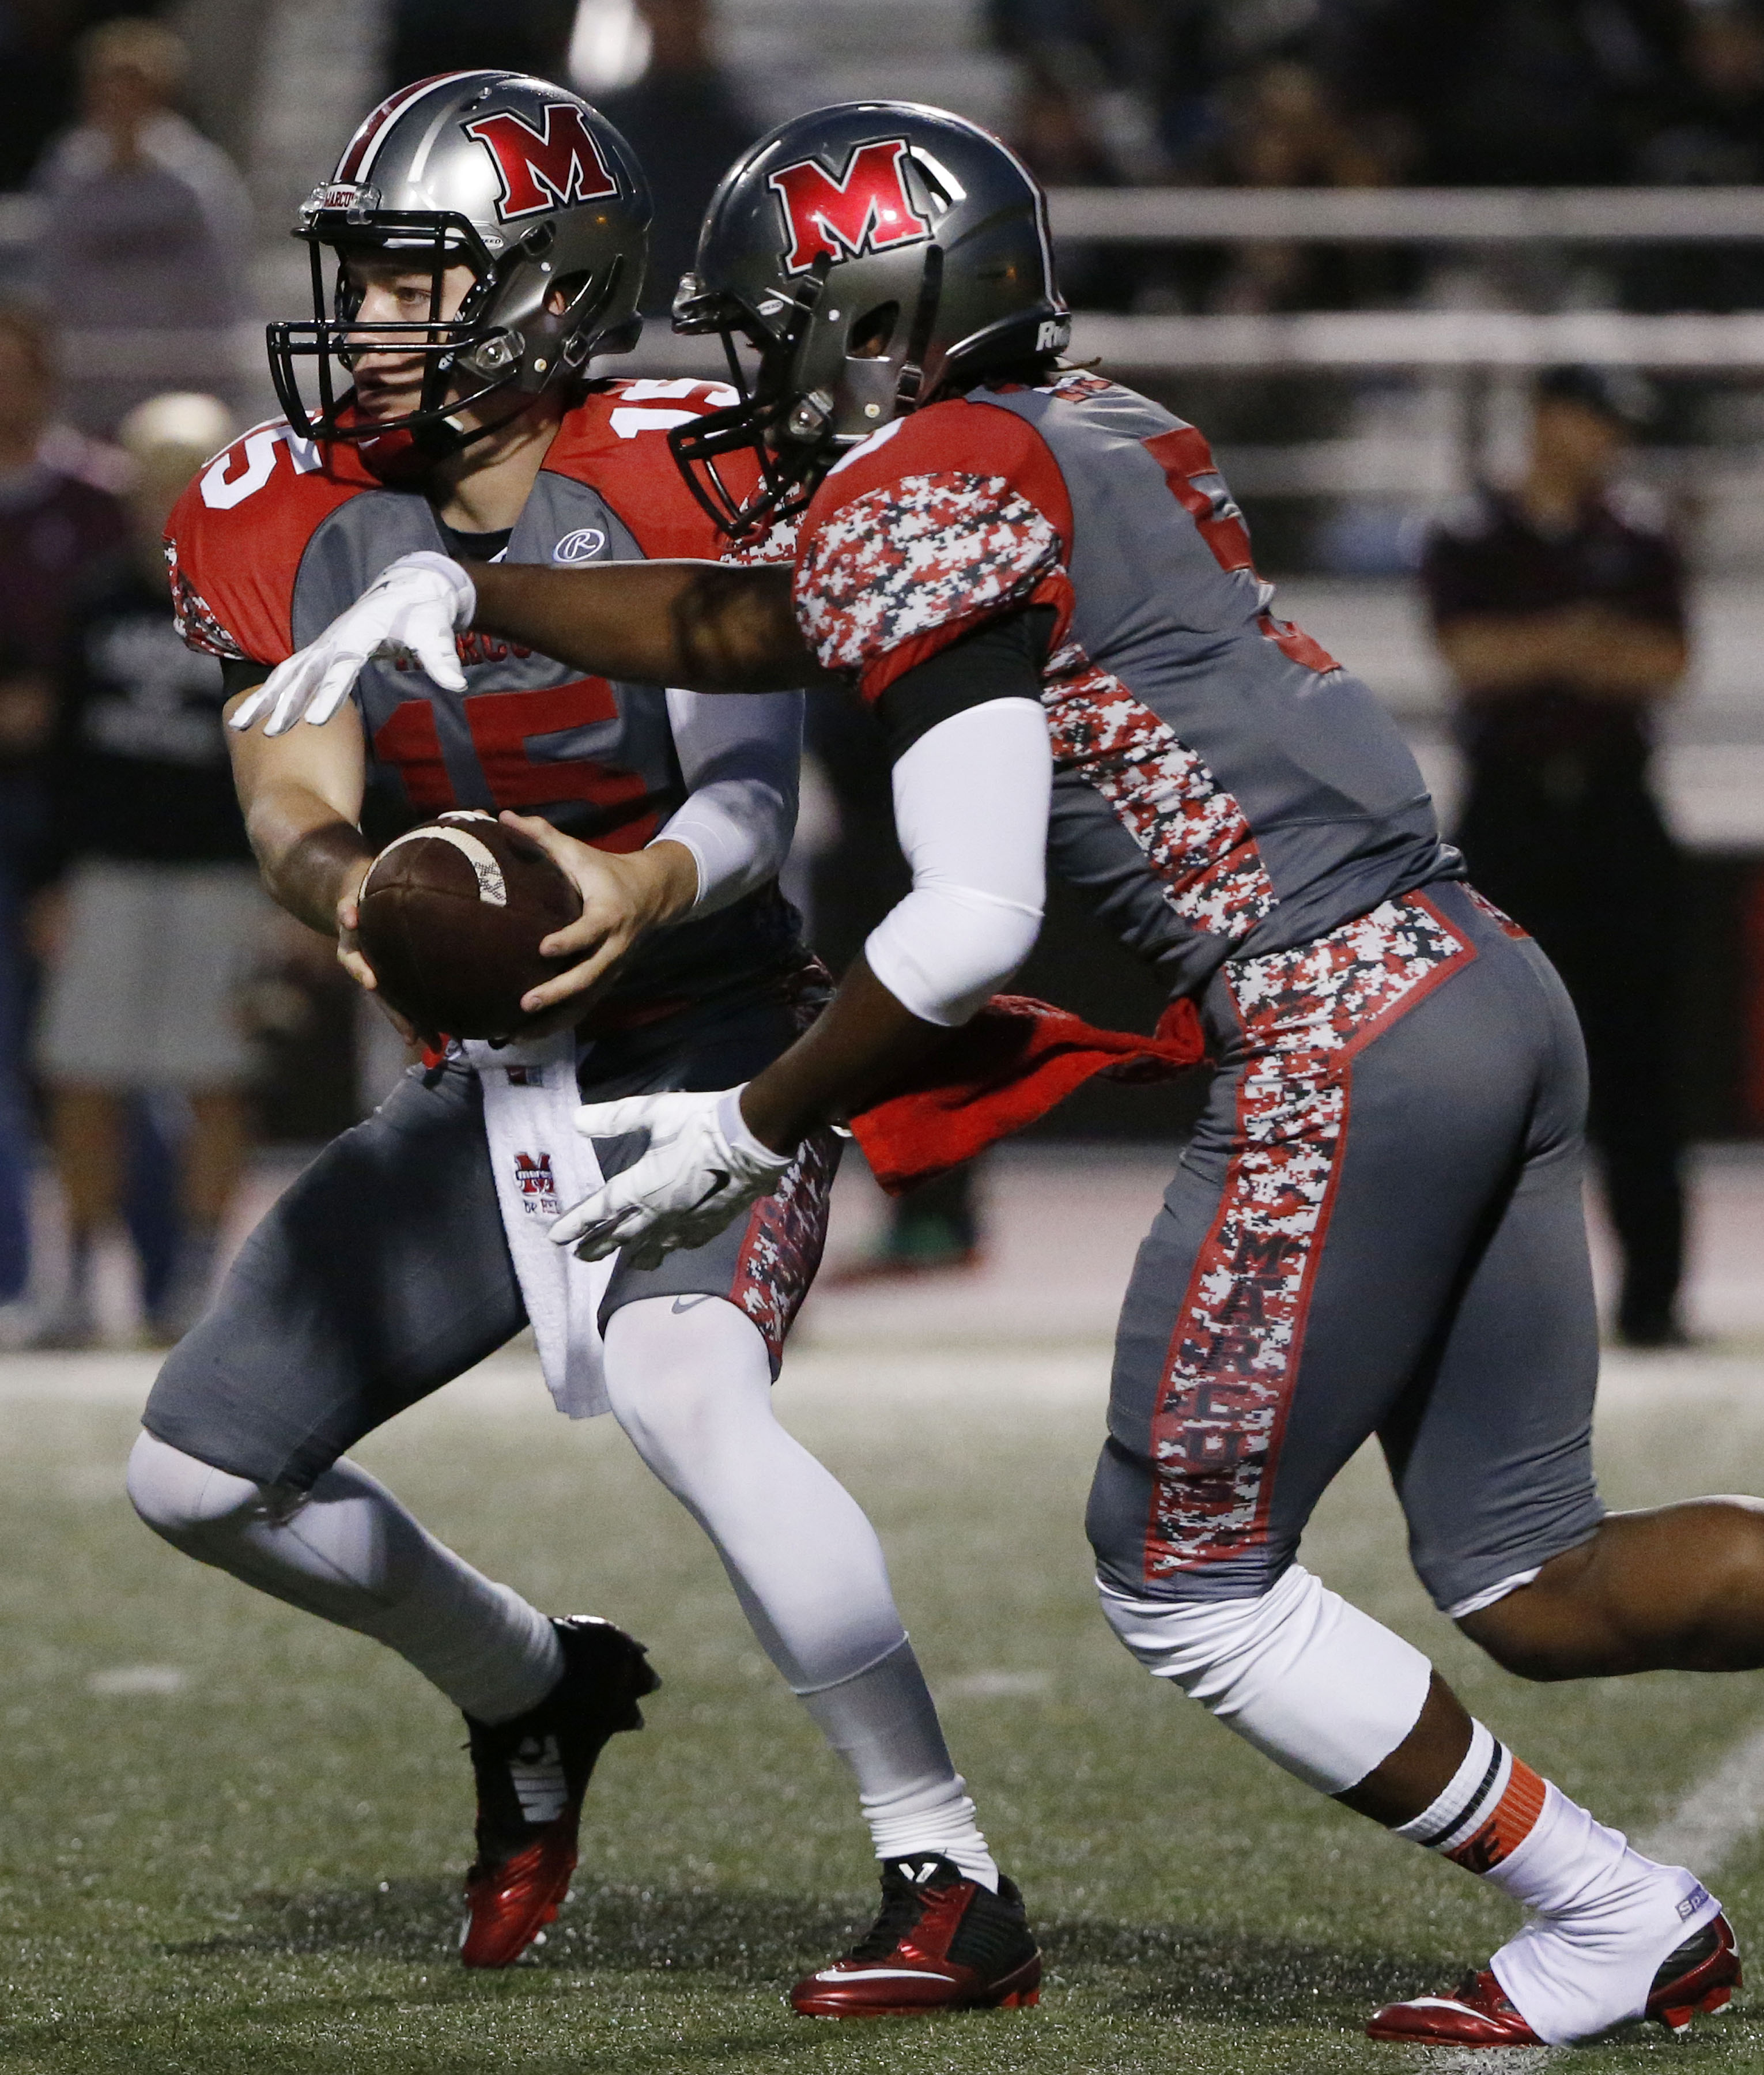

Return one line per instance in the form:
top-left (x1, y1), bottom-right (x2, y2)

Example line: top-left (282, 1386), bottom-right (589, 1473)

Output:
top-left (168, 382), bottom-right (804, 1020)
top-left (793, 370), bottom-right (1457, 999)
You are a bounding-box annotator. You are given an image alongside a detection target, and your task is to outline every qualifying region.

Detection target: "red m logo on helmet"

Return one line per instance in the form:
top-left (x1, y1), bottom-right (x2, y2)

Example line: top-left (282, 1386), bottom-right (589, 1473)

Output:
top-left (463, 104), bottom-right (618, 221)
top-left (768, 139), bottom-right (932, 276)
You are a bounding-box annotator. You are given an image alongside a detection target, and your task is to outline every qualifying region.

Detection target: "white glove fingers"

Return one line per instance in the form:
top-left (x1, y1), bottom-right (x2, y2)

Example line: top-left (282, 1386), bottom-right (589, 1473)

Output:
top-left (573, 1092), bottom-right (695, 1142)
top-left (411, 626), bottom-right (467, 692)
top-left (303, 655), bottom-right (370, 729)
top-left (226, 682), bottom-right (274, 732)
top-left (263, 655), bottom-right (324, 737)
top-left (558, 1195), bottom-right (643, 1258)
top-left (551, 1163), bottom-right (649, 1250)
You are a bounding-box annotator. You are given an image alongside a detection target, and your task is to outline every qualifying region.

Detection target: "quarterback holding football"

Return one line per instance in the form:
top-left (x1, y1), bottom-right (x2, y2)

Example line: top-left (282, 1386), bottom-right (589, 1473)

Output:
top-left (128, 72), bottom-right (1038, 2015)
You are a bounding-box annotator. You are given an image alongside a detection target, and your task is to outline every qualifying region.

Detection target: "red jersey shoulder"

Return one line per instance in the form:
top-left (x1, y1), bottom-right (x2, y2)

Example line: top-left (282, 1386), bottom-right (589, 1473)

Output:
top-left (801, 396), bottom-right (1072, 543)
top-left (543, 378), bottom-right (757, 561)
top-left (794, 398), bottom-right (1075, 701)
top-left (166, 418), bottom-right (378, 665)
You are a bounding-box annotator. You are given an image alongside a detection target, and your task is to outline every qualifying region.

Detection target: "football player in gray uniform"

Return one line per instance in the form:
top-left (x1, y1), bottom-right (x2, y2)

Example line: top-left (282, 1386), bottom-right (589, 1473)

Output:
top-left (131, 74), bottom-right (1038, 2008)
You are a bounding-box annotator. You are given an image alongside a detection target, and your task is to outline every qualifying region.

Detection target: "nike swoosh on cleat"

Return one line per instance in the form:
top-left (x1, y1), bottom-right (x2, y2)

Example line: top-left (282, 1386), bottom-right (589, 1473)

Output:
top-left (813, 1967), bottom-right (957, 1983)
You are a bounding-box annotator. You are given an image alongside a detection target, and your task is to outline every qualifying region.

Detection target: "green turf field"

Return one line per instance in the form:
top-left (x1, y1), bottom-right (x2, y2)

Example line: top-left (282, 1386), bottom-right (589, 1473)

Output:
top-left (3, 1342), bottom-right (1763, 2072)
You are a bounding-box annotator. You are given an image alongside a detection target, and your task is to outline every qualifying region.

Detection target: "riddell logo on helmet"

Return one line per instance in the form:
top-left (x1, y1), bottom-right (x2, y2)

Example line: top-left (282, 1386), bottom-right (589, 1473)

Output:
top-left (463, 103), bottom-right (619, 221)
top-left (768, 138), bottom-right (932, 276)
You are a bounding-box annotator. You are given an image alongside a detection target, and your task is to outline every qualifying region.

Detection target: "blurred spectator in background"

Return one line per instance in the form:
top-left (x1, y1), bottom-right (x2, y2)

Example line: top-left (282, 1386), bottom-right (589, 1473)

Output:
top-left (1423, 365), bottom-right (1690, 1346)
top-left (0, 2), bottom-right (156, 193)
top-left (31, 391), bottom-right (263, 1348)
top-left (1191, 57), bottom-right (1391, 314)
top-left (1645, 0), bottom-right (1764, 182)
top-left (387, 0), bottom-right (575, 84)
top-left (1320, 0), bottom-right (1686, 186)
top-left (1629, 0), bottom-right (1764, 310)
top-left (991, 0), bottom-right (1335, 180)
top-left (29, 17), bottom-right (250, 433)
top-left (1007, 58), bottom-right (1151, 311)
top-left (0, 302), bottom-right (128, 1327)
top-left (599, 0), bottom-right (760, 314)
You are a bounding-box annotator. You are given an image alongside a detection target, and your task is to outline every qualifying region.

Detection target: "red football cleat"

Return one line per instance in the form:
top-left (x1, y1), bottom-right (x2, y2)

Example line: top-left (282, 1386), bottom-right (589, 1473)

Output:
top-left (1366, 1911), bottom-right (1741, 2046)
top-left (460, 1828), bottom-right (578, 1968)
top-left (1646, 1912), bottom-right (1742, 2034)
top-left (458, 1615), bottom-right (659, 1968)
top-left (1366, 1970), bottom-right (1548, 2046)
top-left (790, 1855), bottom-right (1041, 2018)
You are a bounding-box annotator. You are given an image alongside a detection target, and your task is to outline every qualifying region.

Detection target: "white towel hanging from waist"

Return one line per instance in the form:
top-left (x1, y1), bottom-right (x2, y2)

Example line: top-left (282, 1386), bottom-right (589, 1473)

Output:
top-left (463, 1032), bottom-right (614, 1418)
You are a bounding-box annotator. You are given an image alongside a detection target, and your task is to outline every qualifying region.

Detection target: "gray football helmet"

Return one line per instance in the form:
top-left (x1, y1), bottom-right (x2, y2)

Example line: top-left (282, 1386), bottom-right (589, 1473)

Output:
top-left (268, 70), bottom-right (651, 455)
top-left (671, 101), bottom-right (1069, 535)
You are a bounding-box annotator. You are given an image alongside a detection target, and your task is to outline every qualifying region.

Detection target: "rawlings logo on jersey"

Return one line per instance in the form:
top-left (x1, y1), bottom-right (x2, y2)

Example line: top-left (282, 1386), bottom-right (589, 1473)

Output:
top-left (463, 104), bottom-right (619, 221)
top-left (768, 138), bottom-right (932, 276)
top-left (512, 1150), bottom-right (560, 1214)
top-left (552, 527), bottom-right (607, 564)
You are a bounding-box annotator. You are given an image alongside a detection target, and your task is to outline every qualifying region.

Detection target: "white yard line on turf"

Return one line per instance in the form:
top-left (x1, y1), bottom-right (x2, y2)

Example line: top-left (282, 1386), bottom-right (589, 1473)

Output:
top-left (0, 1345), bottom-right (1119, 1417)
top-left (1637, 1715), bottom-right (1764, 1875)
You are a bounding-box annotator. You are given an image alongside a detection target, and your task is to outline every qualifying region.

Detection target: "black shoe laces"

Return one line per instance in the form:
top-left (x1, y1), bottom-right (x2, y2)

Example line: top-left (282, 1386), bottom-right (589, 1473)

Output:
top-left (848, 1869), bottom-right (932, 1961)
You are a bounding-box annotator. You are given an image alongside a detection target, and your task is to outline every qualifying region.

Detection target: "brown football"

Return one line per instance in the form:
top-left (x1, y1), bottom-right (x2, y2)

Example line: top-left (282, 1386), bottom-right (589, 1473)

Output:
top-left (355, 812), bottom-right (583, 1040)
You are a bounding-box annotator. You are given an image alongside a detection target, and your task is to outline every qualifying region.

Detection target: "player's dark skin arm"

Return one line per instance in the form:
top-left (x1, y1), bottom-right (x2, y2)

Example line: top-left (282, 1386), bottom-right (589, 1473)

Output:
top-left (466, 557), bottom-right (836, 693)
top-left (738, 954), bottom-right (948, 1153)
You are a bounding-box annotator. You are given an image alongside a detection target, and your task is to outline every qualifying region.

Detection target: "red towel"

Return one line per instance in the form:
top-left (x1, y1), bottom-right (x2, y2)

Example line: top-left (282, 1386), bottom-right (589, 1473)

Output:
top-left (849, 993), bottom-right (1207, 1194)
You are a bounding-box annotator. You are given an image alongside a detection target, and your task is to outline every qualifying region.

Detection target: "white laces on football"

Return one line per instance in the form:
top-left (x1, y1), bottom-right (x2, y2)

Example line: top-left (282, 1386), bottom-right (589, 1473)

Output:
top-left (228, 551), bottom-right (477, 737)
top-left (553, 1085), bottom-right (795, 1270)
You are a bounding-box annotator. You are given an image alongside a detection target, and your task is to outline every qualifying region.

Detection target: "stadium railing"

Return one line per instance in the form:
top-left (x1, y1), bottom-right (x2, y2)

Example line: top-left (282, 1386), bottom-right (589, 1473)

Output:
top-left (6, 187), bottom-right (1763, 421)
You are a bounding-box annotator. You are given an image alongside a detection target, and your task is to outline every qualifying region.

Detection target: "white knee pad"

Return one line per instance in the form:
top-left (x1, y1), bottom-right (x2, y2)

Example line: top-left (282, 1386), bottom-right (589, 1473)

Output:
top-left (127, 1429), bottom-right (561, 1719)
top-left (127, 1429), bottom-right (278, 1545)
top-left (1098, 1564), bottom-right (1433, 1794)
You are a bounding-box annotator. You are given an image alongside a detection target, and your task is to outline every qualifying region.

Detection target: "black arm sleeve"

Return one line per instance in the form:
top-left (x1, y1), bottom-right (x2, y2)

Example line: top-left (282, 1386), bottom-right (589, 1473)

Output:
top-left (221, 657), bottom-right (271, 698)
top-left (870, 604), bottom-right (1055, 763)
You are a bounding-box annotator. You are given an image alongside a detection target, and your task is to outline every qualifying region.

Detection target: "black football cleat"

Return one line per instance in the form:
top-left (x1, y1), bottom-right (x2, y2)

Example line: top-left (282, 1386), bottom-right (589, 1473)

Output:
top-left (1366, 1911), bottom-right (1741, 2045)
top-left (790, 1855), bottom-right (1042, 2017)
top-left (459, 1614), bottom-right (659, 1967)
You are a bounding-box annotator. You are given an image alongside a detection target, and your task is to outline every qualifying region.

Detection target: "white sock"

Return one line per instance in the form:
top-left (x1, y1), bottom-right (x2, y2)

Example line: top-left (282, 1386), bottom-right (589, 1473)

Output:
top-left (1395, 1719), bottom-right (1717, 2044)
top-left (1098, 1567), bottom-right (1432, 1792)
top-left (799, 1640), bottom-right (999, 1890)
top-left (603, 1296), bottom-right (997, 1886)
top-left (128, 1429), bottom-right (562, 1722)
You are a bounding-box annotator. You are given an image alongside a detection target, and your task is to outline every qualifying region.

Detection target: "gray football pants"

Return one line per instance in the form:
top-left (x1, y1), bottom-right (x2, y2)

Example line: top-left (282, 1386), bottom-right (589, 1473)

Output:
top-left (145, 994), bottom-right (835, 1488)
top-left (1087, 880), bottom-right (1606, 1615)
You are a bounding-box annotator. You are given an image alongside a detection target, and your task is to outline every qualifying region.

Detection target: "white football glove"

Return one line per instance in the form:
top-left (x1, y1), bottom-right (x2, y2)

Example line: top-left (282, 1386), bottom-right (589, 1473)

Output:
top-left (228, 551), bottom-right (476, 736)
top-left (554, 1085), bottom-right (795, 1269)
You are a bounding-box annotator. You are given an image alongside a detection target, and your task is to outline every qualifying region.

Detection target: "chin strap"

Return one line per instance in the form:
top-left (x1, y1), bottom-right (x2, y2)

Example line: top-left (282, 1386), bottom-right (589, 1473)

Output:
top-left (894, 244), bottom-right (943, 410)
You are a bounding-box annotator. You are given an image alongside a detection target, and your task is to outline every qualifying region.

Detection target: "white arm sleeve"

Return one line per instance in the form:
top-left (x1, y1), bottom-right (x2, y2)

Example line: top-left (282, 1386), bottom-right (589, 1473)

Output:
top-left (656, 686), bottom-right (802, 916)
top-left (863, 698), bottom-right (1051, 1028)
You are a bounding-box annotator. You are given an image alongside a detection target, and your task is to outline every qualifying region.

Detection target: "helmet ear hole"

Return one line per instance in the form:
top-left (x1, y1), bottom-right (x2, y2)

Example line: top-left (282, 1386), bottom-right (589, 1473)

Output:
top-left (548, 269), bottom-right (594, 316)
top-left (333, 258), bottom-right (363, 324)
top-left (848, 302), bottom-right (899, 357)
